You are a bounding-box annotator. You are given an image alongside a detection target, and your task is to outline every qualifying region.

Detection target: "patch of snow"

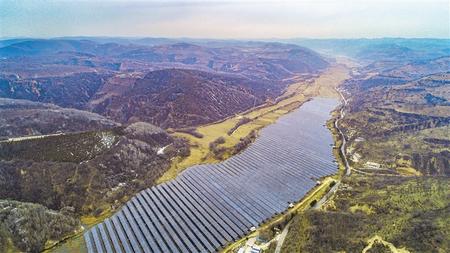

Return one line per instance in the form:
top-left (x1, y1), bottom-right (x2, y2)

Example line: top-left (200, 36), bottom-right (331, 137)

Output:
top-left (157, 144), bottom-right (171, 155)
top-left (110, 182), bottom-right (127, 192)
top-left (100, 133), bottom-right (115, 149)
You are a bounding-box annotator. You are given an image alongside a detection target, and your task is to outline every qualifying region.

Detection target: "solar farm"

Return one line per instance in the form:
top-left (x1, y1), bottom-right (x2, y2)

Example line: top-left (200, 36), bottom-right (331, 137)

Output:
top-left (84, 97), bottom-right (339, 253)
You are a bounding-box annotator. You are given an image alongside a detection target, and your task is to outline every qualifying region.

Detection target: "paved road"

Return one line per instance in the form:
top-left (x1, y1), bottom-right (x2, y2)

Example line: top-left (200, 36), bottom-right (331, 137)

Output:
top-left (335, 87), bottom-right (351, 176)
top-left (313, 181), bottom-right (341, 209)
top-left (274, 180), bottom-right (341, 253)
top-left (274, 222), bottom-right (291, 253)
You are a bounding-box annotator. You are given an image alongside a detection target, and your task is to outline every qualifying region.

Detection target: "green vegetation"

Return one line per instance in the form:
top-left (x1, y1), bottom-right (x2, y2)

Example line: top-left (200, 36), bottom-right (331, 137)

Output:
top-left (0, 122), bottom-right (188, 252)
top-left (222, 177), bottom-right (337, 253)
top-left (0, 129), bottom-right (121, 163)
top-left (176, 127), bottom-right (204, 138)
top-left (232, 130), bottom-right (257, 155)
top-left (0, 200), bottom-right (81, 253)
top-left (227, 117), bottom-right (251, 135)
top-left (343, 108), bottom-right (449, 176)
top-left (279, 58), bottom-right (449, 253)
top-left (341, 72), bottom-right (449, 176)
top-left (209, 136), bottom-right (227, 159)
top-left (159, 65), bottom-right (350, 183)
top-left (281, 176), bottom-right (450, 253)
top-left (0, 122), bottom-right (186, 221)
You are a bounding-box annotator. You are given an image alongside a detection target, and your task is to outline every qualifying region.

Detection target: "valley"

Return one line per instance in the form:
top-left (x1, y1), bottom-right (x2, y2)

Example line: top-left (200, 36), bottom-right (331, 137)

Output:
top-left (0, 38), bottom-right (336, 252)
top-left (272, 40), bottom-right (449, 253)
top-left (0, 37), bottom-right (448, 253)
top-left (83, 96), bottom-right (340, 253)
top-left (0, 40), bottom-right (328, 130)
top-left (159, 64), bottom-right (350, 183)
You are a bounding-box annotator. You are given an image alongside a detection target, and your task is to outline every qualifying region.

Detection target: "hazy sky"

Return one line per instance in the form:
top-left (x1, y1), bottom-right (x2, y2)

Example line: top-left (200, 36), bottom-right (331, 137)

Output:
top-left (1, 0), bottom-right (449, 39)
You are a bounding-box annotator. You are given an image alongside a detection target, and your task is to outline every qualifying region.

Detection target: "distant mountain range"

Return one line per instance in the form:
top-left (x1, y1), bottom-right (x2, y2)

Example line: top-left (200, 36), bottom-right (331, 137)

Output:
top-left (0, 37), bottom-right (448, 252)
top-left (0, 38), bottom-right (329, 129)
top-left (285, 38), bottom-right (450, 62)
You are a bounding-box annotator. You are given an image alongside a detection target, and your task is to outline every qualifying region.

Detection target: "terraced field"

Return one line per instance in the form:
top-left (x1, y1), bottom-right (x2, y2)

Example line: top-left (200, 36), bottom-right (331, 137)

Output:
top-left (83, 97), bottom-right (339, 253)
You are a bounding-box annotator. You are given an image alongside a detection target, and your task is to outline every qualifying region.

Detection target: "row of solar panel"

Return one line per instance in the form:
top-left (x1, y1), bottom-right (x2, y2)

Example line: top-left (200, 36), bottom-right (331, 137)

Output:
top-left (84, 97), bottom-right (339, 253)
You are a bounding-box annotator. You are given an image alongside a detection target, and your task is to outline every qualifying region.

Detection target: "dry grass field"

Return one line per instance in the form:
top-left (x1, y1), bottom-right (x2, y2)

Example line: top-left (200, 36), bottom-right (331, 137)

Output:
top-left (157, 64), bottom-right (351, 183)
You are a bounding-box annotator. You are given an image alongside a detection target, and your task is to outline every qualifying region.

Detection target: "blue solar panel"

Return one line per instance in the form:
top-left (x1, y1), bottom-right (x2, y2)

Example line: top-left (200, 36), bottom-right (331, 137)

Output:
top-left (159, 183), bottom-right (220, 251)
top-left (84, 230), bottom-right (96, 253)
top-left (104, 218), bottom-right (124, 253)
top-left (151, 186), bottom-right (207, 253)
top-left (117, 211), bottom-right (143, 253)
top-left (111, 215), bottom-right (133, 253)
top-left (134, 194), bottom-right (180, 253)
top-left (98, 223), bottom-right (114, 253)
top-left (91, 225), bottom-right (105, 253)
top-left (173, 178), bottom-right (243, 240)
top-left (124, 201), bottom-right (161, 252)
top-left (141, 190), bottom-right (189, 253)
top-left (85, 97), bottom-right (339, 253)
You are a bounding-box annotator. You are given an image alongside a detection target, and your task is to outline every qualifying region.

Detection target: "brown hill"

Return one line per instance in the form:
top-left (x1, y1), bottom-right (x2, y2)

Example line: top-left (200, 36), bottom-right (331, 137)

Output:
top-left (0, 98), bottom-right (119, 138)
top-left (382, 56), bottom-right (450, 80)
top-left (0, 72), bottom-right (108, 109)
top-left (0, 122), bottom-right (188, 215)
top-left (341, 64), bottom-right (450, 176)
top-left (0, 40), bottom-right (330, 129)
top-left (118, 42), bottom-right (329, 81)
top-left (1, 39), bottom-right (329, 82)
top-left (89, 69), bottom-right (279, 128)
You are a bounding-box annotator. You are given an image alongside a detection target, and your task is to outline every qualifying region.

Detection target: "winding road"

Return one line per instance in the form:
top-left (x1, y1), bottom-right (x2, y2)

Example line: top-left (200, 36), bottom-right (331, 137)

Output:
top-left (335, 87), bottom-right (351, 176)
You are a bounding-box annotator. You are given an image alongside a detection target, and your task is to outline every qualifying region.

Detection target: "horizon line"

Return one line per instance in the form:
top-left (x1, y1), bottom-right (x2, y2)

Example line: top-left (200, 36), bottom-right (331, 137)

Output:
top-left (1, 36), bottom-right (449, 41)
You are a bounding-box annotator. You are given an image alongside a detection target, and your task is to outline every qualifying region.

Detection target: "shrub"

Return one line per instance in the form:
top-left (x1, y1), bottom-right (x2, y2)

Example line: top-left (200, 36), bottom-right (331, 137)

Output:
top-left (227, 117), bottom-right (251, 135)
top-left (233, 130), bottom-right (257, 154)
top-left (209, 137), bottom-right (227, 159)
top-left (0, 200), bottom-right (81, 253)
top-left (329, 181), bottom-right (336, 188)
top-left (177, 128), bottom-right (204, 138)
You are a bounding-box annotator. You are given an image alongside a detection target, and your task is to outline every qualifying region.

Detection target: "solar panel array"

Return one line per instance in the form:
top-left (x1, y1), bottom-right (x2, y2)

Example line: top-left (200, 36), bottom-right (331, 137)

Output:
top-left (84, 97), bottom-right (338, 253)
